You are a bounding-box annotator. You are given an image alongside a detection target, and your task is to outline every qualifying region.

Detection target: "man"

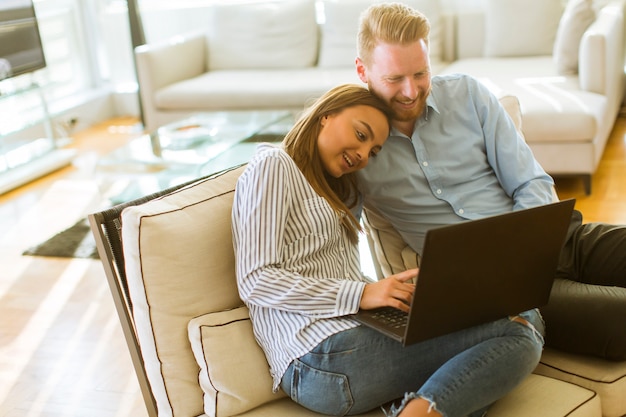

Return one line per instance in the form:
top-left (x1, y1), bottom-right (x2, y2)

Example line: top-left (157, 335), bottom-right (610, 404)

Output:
top-left (355, 2), bottom-right (626, 361)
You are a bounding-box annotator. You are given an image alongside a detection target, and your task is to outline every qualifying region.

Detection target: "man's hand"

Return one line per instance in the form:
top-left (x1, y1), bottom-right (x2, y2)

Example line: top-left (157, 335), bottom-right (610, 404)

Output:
top-left (359, 269), bottom-right (418, 313)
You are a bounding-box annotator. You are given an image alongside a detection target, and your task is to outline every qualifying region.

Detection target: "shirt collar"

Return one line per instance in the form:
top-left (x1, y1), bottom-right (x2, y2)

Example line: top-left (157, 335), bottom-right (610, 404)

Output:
top-left (426, 93), bottom-right (439, 115)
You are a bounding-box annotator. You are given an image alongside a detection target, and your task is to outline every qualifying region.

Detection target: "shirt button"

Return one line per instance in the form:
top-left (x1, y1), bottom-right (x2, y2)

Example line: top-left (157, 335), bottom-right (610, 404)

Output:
top-left (422, 161), bottom-right (429, 167)
top-left (458, 208), bottom-right (465, 215)
top-left (436, 189), bottom-right (442, 195)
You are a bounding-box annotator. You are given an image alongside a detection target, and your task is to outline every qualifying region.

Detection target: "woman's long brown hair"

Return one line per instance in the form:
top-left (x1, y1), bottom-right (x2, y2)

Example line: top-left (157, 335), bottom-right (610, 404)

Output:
top-left (283, 84), bottom-right (391, 243)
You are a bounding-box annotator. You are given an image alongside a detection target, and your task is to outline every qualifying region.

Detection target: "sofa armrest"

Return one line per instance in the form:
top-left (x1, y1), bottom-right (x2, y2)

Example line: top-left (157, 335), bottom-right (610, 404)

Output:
top-left (579, 2), bottom-right (625, 96)
top-left (135, 31), bottom-right (207, 91)
top-left (135, 31), bottom-right (207, 130)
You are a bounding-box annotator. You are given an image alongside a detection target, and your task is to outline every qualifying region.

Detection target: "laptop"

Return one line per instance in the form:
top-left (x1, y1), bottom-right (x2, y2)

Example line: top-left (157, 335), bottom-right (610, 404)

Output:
top-left (353, 199), bottom-right (575, 346)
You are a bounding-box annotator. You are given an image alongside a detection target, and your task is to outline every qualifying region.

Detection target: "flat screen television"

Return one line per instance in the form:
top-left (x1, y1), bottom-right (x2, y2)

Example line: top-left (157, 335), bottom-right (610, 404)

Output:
top-left (0, 0), bottom-right (47, 82)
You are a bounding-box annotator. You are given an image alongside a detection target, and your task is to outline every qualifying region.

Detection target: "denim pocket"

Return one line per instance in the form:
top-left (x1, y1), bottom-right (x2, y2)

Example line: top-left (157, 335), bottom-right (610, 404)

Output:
top-left (290, 359), bottom-right (354, 416)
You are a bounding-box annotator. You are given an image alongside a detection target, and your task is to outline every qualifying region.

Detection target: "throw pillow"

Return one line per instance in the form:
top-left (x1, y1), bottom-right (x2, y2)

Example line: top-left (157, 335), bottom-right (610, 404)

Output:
top-left (318, 0), bottom-right (442, 68)
top-left (553, 0), bottom-right (596, 75)
top-left (317, 0), bottom-right (367, 68)
top-left (188, 306), bottom-right (286, 417)
top-left (206, 0), bottom-right (318, 70)
top-left (483, 0), bottom-right (563, 57)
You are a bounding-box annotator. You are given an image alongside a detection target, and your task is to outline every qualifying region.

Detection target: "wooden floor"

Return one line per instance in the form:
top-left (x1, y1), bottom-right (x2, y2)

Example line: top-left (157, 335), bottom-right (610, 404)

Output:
top-left (0, 114), bottom-right (625, 417)
top-left (0, 117), bottom-right (150, 417)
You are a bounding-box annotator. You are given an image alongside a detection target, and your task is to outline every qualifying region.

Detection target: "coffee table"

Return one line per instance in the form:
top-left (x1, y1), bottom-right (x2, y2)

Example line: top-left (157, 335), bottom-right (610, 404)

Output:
top-left (97, 110), bottom-right (296, 202)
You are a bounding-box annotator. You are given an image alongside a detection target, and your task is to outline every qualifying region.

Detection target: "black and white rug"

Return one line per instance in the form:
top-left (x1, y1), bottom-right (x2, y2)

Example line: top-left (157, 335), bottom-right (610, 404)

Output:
top-left (22, 217), bottom-right (99, 259)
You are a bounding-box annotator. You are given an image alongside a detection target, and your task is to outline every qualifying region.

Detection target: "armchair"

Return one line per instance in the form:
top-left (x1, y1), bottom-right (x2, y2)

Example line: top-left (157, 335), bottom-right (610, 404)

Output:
top-left (90, 164), bottom-right (607, 417)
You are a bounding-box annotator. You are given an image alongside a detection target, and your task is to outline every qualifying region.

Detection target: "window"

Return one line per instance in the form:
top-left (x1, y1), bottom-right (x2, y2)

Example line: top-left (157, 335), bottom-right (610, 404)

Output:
top-left (0, 0), bottom-right (107, 184)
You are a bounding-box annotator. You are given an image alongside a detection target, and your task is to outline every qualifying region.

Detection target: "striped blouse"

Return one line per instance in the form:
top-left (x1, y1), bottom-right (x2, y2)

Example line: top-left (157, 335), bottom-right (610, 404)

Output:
top-left (232, 143), bottom-right (368, 391)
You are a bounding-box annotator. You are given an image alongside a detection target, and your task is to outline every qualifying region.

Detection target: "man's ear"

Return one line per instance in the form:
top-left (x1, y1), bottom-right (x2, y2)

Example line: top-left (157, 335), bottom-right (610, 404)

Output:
top-left (355, 57), bottom-right (368, 83)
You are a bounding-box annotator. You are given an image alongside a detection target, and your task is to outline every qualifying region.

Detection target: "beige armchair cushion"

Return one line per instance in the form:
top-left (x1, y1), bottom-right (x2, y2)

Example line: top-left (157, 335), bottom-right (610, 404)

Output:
top-left (535, 348), bottom-right (626, 417)
top-left (486, 374), bottom-right (600, 417)
top-left (188, 306), bottom-right (286, 417)
top-left (121, 165), bottom-right (246, 417)
top-left (362, 205), bottom-right (417, 278)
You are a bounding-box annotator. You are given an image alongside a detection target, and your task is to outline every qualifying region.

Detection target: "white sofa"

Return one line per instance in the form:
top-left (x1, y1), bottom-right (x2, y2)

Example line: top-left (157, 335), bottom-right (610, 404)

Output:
top-left (134, 0), bottom-right (625, 194)
top-left (440, 0), bottom-right (626, 195)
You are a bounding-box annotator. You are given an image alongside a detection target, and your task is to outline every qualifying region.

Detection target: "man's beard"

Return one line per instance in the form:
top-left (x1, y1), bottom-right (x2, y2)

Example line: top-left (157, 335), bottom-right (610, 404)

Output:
top-left (367, 82), bottom-right (431, 123)
top-left (391, 90), bottom-right (429, 122)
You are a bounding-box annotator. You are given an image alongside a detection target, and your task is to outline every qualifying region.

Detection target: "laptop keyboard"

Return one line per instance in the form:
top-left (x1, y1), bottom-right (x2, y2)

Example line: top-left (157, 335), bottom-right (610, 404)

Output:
top-left (371, 308), bottom-right (409, 329)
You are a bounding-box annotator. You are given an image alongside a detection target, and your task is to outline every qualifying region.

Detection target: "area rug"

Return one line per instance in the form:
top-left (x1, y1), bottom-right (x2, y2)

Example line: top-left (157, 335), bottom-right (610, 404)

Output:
top-left (22, 217), bottom-right (99, 259)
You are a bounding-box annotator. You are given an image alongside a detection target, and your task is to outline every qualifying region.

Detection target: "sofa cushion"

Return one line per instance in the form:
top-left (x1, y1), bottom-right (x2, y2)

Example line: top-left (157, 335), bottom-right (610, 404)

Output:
top-left (188, 306), bottom-right (286, 417)
top-left (221, 373), bottom-right (601, 417)
top-left (486, 374), bottom-right (601, 417)
top-left (318, 0), bottom-right (443, 68)
top-left (317, 0), bottom-right (365, 68)
top-left (553, 0), bottom-right (596, 75)
top-left (155, 68), bottom-right (362, 111)
top-left (535, 348), bottom-right (626, 417)
top-left (121, 165), bottom-right (247, 417)
top-left (484, 0), bottom-right (563, 57)
top-left (206, 0), bottom-right (318, 70)
top-left (441, 57), bottom-right (602, 144)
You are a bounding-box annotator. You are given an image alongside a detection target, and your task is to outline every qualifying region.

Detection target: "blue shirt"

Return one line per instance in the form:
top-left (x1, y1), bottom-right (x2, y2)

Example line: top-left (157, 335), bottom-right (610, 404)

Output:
top-left (357, 73), bottom-right (555, 254)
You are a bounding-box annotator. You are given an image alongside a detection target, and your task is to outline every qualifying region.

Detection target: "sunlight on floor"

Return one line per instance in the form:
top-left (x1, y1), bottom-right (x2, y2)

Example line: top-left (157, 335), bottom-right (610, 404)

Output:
top-left (0, 260), bottom-right (90, 406)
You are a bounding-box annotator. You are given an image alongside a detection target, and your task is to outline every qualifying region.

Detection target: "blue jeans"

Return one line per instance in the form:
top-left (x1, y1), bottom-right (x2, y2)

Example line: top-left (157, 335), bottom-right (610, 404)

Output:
top-left (280, 309), bottom-right (544, 417)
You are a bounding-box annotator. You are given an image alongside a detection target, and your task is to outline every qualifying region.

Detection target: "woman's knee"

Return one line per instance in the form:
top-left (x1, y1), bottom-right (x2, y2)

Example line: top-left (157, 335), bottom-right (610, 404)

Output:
top-left (515, 308), bottom-right (546, 338)
top-left (509, 310), bottom-right (545, 366)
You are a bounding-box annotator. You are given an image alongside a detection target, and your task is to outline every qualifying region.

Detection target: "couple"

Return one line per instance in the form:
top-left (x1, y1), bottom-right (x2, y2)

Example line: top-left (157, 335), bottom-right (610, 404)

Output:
top-left (232, 3), bottom-right (626, 417)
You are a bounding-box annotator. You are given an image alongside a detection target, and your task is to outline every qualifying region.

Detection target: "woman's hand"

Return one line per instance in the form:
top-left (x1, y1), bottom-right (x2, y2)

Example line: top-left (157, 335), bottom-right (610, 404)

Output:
top-left (359, 268), bottom-right (418, 313)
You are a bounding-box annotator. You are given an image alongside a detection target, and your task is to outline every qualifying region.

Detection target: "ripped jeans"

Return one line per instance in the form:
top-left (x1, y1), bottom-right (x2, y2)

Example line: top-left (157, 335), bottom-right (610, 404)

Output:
top-left (280, 309), bottom-right (544, 417)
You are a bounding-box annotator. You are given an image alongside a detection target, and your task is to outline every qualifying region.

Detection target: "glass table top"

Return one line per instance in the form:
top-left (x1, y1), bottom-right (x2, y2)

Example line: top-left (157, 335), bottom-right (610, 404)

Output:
top-left (97, 110), bottom-right (296, 203)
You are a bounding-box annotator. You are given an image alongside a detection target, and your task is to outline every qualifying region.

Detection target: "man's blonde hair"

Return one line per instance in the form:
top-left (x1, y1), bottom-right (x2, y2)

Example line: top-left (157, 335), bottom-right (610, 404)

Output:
top-left (357, 2), bottom-right (430, 66)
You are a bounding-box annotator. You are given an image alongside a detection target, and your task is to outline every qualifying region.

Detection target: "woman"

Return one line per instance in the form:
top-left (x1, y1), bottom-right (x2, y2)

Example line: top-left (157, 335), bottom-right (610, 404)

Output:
top-left (232, 84), bottom-right (544, 417)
